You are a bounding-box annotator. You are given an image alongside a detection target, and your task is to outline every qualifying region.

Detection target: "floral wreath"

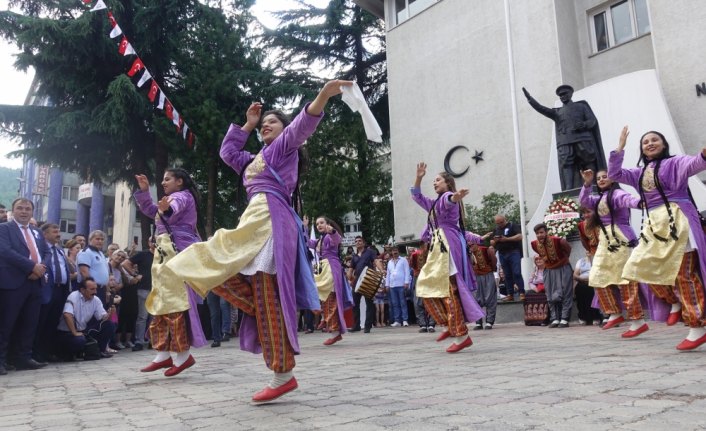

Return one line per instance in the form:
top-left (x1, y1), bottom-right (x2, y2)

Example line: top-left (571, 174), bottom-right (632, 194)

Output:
top-left (543, 197), bottom-right (580, 238)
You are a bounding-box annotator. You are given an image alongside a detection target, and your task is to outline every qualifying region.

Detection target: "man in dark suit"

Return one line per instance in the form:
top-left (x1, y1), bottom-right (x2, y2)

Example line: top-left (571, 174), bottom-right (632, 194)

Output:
top-left (33, 223), bottom-right (71, 362)
top-left (0, 198), bottom-right (51, 375)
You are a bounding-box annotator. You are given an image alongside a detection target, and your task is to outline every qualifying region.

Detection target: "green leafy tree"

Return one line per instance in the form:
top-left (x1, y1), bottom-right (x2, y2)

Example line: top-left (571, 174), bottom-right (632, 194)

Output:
top-left (0, 0), bottom-right (273, 238)
top-left (465, 192), bottom-right (523, 238)
top-left (266, 0), bottom-right (392, 244)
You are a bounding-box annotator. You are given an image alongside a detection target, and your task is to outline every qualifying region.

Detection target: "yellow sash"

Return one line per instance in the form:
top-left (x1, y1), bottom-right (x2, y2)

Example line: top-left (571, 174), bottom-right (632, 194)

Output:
top-left (146, 233), bottom-right (190, 315)
top-left (314, 258), bottom-right (334, 301)
top-left (416, 228), bottom-right (451, 298)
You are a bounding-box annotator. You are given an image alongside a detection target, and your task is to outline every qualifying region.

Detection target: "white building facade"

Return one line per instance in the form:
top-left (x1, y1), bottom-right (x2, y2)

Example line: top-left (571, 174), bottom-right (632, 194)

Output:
top-left (355, 0), bottom-right (706, 243)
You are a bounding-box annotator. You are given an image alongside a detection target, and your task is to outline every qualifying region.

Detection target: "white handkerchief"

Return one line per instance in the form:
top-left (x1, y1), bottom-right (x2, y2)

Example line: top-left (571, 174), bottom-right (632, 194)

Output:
top-left (341, 82), bottom-right (383, 143)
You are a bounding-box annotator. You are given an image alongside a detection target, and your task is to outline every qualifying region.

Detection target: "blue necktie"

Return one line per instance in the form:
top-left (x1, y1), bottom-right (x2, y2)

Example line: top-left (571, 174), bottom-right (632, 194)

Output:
top-left (53, 246), bottom-right (63, 285)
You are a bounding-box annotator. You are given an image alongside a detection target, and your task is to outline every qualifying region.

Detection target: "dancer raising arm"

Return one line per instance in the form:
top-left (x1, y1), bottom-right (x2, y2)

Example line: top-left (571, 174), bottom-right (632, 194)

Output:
top-left (579, 168), bottom-right (649, 337)
top-left (411, 162), bottom-right (485, 353)
top-left (133, 168), bottom-right (207, 376)
top-left (609, 126), bottom-right (706, 350)
top-left (303, 215), bottom-right (353, 346)
top-left (152, 80), bottom-right (353, 402)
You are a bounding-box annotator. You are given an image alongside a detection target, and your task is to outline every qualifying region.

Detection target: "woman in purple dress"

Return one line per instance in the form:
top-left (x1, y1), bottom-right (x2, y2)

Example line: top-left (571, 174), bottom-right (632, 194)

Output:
top-left (304, 216), bottom-right (354, 345)
top-left (133, 168), bottom-right (207, 376)
top-left (411, 162), bottom-right (485, 353)
top-left (579, 169), bottom-right (648, 337)
top-left (153, 80), bottom-right (353, 402)
top-left (609, 126), bottom-right (706, 350)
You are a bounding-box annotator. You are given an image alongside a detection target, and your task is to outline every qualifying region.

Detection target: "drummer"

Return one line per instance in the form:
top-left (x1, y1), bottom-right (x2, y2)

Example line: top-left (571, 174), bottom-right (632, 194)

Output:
top-left (351, 236), bottom-right (378, 333)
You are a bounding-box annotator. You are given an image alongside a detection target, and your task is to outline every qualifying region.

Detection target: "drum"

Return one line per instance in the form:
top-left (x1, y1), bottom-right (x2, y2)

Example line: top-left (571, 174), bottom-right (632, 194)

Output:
top-left (355, 267), bottom-right (383, 300)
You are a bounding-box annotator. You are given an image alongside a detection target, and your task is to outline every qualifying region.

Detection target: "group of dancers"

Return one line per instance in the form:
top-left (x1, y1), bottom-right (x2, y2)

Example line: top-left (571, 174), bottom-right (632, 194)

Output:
top-left (127, 79), bottom-right (706, 404)
top-left (578, 126), bottom-right (706, 349)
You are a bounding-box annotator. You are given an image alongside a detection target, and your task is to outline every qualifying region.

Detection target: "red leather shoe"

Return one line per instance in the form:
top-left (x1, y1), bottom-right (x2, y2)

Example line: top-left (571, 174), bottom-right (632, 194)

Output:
top-left (164, 355), bottom-right (195, 377)
top-left (621, 324), bottom-right (649, 338)
top-left (436, 331), bottom-right (450, 342)
top-left (140, 357), bottom-right (173, 372)
top-left (602, 316), bottom-right (625, 330)
top-left (252, 377), bottom-right (298, 403)
top-left (676, 333), bottom-right (706, 351)
top-left (667, 311), bottom-right (681, 326)
top-left (323, 334), bottom-right (342, 346)
top-left (446, 336), bottom-right (473, 353)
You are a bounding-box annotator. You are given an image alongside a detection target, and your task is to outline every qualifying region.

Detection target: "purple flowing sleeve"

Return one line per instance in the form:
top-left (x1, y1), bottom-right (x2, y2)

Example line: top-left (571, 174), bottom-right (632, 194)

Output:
top-left (578, 184), bottom-right (599, 208)
top-left (164, 190), bottom-right (191, 219)
top-left (307, 238), bottom-right (317, 249)
top-left (613, 189), bottom-right (640, 209)
top-left (134, 190), bottom-right (157, 219)
top-left (328, 230), bottom-right (342, 248)
top-left (219, 124), bottom-right (254, 175)
top-left (411, 187), bottom-right (434, 212)
top-left (679, 153), bottom-right (706, 178)
top-left (465, 231), bottom-right (483, 245)
top-left (608, 150), bottom-right (640, 188)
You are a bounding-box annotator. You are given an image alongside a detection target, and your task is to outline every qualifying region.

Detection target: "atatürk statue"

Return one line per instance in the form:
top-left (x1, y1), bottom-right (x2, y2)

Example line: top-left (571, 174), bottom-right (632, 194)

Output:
top-left (523, 85), bottom-right (606, 191)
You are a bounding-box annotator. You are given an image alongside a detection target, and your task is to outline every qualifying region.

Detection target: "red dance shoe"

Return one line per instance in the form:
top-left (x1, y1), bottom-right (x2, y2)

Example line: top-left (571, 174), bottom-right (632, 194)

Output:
top-left (621, 324), bottom-right (649, 338)
top-left (252, 377), bottom-right (298, 403)
top-left (667, 311), bottom-right (681, 326)
top-left (164, 355), bottom-right (195, 377)
top-left (446, 336), bottom-right (473, 353)
top-left (676, 333), bottom-right (706, 351)
top-left (140, 357), bottom-right (173, 372)
top-left (436, 331), bottom-right (451, 342)
top-left (323, 334), bottom-right (342, 346)
top-left (602, 316), bottom-right (625, 330)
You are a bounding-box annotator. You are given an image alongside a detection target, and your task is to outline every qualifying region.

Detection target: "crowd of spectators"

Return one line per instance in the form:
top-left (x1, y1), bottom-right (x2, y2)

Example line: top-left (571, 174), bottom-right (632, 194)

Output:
top-left (0, 199), bottom-right (237, 376)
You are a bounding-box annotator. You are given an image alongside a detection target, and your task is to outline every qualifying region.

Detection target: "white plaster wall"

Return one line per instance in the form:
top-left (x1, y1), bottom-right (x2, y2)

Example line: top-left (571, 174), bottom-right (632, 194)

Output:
top-left (648, 0), bottom-right (706, 156)
top-left (386, 0), bottom-right (561, 242)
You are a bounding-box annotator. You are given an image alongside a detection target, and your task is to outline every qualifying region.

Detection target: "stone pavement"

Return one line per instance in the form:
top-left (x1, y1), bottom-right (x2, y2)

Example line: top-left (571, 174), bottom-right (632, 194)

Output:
top-left (2, 322), bottom-right (706, 431)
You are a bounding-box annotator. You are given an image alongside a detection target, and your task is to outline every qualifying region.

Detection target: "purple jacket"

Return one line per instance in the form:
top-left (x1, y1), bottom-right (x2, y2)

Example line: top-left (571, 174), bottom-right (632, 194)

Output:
top-left (220, 105), bottom-right (322, 355)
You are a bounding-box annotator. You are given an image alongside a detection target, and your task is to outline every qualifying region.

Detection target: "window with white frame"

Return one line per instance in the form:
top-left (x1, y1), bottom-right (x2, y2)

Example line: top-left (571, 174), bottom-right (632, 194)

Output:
top-left (394, 0), bottom-right (438, 26)
top-left (589, 0), bottom-right (650, 53)
top-left (61, 185), bottom-right (79, 201)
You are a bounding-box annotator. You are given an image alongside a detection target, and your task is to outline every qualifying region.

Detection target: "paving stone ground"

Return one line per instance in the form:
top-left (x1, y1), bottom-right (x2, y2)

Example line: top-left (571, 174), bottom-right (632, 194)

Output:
top-left (2, 322), bottom-right (706, 430)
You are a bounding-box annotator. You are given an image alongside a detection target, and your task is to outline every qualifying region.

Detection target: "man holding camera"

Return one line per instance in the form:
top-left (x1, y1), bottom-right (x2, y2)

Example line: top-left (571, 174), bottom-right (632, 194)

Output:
top-left (55, 278), bottom-right (117, 360)
top-left (490, 214), bottom-right (525, 302)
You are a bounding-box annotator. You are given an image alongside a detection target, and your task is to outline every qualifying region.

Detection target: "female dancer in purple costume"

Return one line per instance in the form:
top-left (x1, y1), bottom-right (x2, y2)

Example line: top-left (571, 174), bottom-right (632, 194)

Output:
top-left (134, 168), bottom-right (207, 376)
top-left (411, 162), bottom-right (485, 353)
top-left (609, 126), bottom-right (706, 350)
top-left (304, 216), bottom-right (353, 346)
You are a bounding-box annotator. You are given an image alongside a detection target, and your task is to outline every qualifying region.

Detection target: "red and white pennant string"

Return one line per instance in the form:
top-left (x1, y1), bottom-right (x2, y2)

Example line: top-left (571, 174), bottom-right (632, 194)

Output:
top-left (83, 0), bottom-right (195, 147)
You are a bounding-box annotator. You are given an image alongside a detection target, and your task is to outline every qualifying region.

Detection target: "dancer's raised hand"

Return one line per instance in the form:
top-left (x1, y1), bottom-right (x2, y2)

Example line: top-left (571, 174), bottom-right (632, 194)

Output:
top-left (451, 188), bottom-right (469, 203)
top-left (135, 174), bottom-right (150, 192)
top-left (416, 162), bottom-right (427, 179)
top-left (581, 169), bottom-right (594, 186)
top-left (617, 125), bottom-right (629, 152)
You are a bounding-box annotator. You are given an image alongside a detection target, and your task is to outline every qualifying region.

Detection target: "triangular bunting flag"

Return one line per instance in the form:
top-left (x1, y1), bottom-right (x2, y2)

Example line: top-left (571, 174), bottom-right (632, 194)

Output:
top-left (147, 81), bottom-right (159, 102)
top-left (182, 124), bottom-right (189, 139)
top-left (157, 92), bottom-right (166, 109)
top-left (107, 12), bottom-right (118, 28)
top-left (90, 0), bottom-right (107, 11)
top-left (83, 0), bottom-right (92, 4)
top-left (164, 100), bottom-right (174, 120)
top-left (118, 37), bottom-right (136, 56)
top-left (110, 24), bottom-right (123, 39)
top-left (172, 109), bottom-right (180, 126)
top-left (187, 131), bottom-right (195, 148)
top-left (176, 117), bottom-right (184, 133)
top-left (137, 70), bottom-right (152, 88)
top-left (127, 58), bottom-right (144, 77)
